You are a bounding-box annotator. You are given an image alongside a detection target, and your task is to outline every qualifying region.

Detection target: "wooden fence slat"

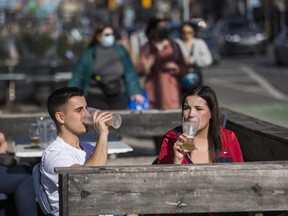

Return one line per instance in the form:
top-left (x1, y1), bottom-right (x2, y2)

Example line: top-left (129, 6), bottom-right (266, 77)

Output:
top-left (56, 162), bottom-right (288, 216)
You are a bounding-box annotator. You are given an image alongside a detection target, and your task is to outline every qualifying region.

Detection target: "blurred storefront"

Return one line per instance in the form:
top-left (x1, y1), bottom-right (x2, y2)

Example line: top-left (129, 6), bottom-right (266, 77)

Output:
top-left (0, 0), bottom-right (287, 68)
top-left (0, 0), bottom-right (287, 107)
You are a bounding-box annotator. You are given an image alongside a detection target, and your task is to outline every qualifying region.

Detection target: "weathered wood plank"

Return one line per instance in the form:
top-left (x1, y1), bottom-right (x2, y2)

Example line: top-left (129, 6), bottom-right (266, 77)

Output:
top-left (1, 109), bottom-right (288, 161)
top-left (59, 174), bottom-right (69, 216)
top-left (56, 161), bottom-right (288, 216)
top-left (224, 108), bottom-right (288, 161)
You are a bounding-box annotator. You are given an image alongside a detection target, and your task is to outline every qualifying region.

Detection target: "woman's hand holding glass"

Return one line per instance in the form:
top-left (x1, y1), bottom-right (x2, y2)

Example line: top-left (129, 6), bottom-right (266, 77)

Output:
top-left (173, 115), bottom-right (199, 164)
top-left (173, 133), bottom-right (188, 164)
top-left (181, 116), bottom-right (199, 152)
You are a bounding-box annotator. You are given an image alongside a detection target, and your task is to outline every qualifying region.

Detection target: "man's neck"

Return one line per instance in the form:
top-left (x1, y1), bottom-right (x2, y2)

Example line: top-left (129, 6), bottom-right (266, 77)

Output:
top-left (59, 132), bottom-right (81, 149)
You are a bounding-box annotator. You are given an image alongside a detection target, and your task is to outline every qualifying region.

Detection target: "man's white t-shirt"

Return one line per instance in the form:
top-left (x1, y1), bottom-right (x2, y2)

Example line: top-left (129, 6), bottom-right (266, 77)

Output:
top-left (41, 136), bottom-right (86, 216)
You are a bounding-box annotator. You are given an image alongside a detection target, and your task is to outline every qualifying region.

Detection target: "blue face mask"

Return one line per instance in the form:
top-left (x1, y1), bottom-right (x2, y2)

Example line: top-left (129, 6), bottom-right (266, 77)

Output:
top-left (101, 35), bottom-right (115, 47)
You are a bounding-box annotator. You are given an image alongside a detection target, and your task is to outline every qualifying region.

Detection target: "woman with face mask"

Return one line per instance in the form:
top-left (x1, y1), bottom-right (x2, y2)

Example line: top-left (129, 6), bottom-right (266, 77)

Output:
top-left (137, 17), bottom-right (187, 110)
top-left (68, 24), bottom-right (144, 110)
top-left (137, 17), bottom-right (188, 154)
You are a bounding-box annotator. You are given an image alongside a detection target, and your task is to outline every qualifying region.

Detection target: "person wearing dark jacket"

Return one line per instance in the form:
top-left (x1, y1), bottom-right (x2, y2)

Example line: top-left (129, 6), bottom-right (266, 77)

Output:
top-left (0, 132), bottom-right (38, 216)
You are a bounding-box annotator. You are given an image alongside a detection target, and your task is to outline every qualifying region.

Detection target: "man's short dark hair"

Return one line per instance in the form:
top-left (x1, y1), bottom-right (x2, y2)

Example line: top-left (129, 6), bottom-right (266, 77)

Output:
top-left (47, 87), bottom-right (83, 124)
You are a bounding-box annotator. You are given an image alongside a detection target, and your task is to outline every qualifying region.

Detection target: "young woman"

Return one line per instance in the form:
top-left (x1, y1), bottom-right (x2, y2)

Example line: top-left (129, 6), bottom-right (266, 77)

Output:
top-left (68, 24), bottom-right (143, 110)
top-left (157, 85), bottom-right (243, 164)
top-left (180, 22), bottom-right (212, 92)
top-left (137, 17), bottom-right (187, 110)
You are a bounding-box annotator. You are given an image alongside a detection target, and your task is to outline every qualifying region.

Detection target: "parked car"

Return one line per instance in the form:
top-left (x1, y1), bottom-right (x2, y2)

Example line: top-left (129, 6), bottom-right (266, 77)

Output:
top-left (273, 27), bottom-right (288, 65)
top-left (198, 27), bottom-right (222, 65)
top-left (212, 17), bottom-right (268, 55)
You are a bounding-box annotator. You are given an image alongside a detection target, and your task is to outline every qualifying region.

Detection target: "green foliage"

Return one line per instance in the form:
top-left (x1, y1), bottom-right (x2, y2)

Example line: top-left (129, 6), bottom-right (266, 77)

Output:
top-left (21, 32), bottom-right (53, 58)
top-left (0, 45), bottom-right (9, 60)
top-left (56, 34), bottom-right (87, 62)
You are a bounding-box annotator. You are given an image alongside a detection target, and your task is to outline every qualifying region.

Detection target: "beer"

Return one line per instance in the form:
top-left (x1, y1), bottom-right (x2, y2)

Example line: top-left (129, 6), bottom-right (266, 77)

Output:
top-left (182, 116), bottom-right (199, 152)
top-left (30, 136), bottom-right (40, 147)
top-left (181, 137), bottom-right (196, 152)
top-left (29, 122), bottom-right (41, 147)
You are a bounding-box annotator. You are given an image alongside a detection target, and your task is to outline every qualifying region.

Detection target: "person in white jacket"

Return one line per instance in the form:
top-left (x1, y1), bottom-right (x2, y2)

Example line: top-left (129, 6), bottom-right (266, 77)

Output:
top-left (177, 21), bottom-right (212, 92)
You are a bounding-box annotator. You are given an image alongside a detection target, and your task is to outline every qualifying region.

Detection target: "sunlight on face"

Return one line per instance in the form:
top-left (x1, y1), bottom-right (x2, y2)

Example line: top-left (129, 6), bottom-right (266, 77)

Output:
top-left (62, 96), bottom-right (88, 135)
top-left (183, 95), bottom-right (211, 131)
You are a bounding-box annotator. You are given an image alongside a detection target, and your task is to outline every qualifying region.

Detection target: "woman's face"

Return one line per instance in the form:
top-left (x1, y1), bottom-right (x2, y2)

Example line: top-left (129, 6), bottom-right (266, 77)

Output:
top-left (182, 25), bottom-right (195, 41)
top-left (182, 95), bottom-right (211, 131)
top-left (97, 27), bottom-right (115, 46)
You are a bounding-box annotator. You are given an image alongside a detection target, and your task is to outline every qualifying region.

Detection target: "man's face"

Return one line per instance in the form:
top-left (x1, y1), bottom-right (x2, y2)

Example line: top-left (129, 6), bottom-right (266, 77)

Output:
top-left (60, 96), bottom-right (88, 136)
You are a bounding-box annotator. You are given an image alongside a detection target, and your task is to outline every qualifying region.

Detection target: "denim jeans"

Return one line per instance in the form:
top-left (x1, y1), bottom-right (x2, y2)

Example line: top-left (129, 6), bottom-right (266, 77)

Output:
top-left (0, 165), bottom-right (38, 216)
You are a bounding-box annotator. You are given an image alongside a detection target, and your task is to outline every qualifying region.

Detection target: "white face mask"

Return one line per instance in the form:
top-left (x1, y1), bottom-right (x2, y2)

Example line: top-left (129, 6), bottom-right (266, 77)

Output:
top-left (101, 35), bottom-right (115, 47)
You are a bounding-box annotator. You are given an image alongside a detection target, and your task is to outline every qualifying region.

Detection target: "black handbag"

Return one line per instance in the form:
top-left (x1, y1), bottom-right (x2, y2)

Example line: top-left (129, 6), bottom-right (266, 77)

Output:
top-left (98, 78), bottom-right (122, 97)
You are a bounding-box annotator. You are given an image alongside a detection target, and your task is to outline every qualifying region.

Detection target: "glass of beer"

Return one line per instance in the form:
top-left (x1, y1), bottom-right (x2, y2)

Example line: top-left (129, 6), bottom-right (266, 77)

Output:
top-left (181, 116), bottom-right (199, 152)
top-left (82, 107), bottom-right (122, 129)
top-left (29, 123), bottom-right (40, 147)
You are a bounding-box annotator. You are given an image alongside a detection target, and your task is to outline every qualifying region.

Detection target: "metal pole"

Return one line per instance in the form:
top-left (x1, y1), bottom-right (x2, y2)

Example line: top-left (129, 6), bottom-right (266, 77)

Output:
top-left (246, 0), bottom-right (254, 21)
top-left (279, 0), bottom-right (286, 30)
top-left (183, 0), bottom-right (189, 21)
top-left (5, 10), bottom-right (16, 111)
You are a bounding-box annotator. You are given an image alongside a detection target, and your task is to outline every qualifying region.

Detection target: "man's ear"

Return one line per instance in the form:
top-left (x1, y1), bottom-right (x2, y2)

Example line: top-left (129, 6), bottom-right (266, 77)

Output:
top-left (55, 112), bottom-right (64, 124)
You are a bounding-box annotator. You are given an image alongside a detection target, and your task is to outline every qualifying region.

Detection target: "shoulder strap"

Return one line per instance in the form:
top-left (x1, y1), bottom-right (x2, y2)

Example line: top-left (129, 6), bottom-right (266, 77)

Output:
top-left (190, 43), bottom-right (195, 56)
top-left (170, 39), bottom-right (180, 60)
top-left (185, 154), bottom-right (193, 164)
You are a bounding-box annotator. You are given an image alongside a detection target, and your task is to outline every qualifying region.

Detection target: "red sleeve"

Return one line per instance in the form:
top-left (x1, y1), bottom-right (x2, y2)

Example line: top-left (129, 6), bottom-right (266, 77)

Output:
top-left (158, 128), bottom-right (188, 164)
top-left (221, 128), bottom-right (244, 162)
top-left (158, 130), bottom-right (177, 164)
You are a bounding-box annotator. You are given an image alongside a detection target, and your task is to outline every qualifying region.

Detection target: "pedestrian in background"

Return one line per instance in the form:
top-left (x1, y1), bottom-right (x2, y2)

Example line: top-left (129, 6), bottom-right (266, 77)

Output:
top-left (137, 17), bottom-right (187, 110)
top-left (137, 17), bottom-right (187, 154)
top-left (68, 24), bottom-right (143, 110)
top-left (179, 21), bottom-right (212, 93)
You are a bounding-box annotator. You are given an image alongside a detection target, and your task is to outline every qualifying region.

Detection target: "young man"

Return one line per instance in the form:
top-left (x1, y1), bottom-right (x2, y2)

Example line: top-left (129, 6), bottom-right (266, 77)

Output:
top-left (41, 87), bottom-right (113, 216)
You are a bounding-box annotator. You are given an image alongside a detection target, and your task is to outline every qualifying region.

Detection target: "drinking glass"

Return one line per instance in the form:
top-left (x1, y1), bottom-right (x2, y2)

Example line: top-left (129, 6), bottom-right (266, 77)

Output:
top-left (82, 107), bottom-right (122, 129)
top-left (36, 117), bottom-right (57, 149)
top-left (181, 116), bottom-right (199, 152)
top-left (29, 123), bottom-right (40, 147)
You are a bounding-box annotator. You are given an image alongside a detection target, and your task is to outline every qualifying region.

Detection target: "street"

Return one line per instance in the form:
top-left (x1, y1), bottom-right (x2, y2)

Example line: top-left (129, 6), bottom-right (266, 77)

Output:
top-left (204, 45), bottom-right (288, 127)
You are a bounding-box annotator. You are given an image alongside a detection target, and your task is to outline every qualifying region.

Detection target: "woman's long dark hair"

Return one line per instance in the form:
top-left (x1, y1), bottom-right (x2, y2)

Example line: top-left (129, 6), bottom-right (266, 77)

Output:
top-left (181, 85), bottom-right (222, 161)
